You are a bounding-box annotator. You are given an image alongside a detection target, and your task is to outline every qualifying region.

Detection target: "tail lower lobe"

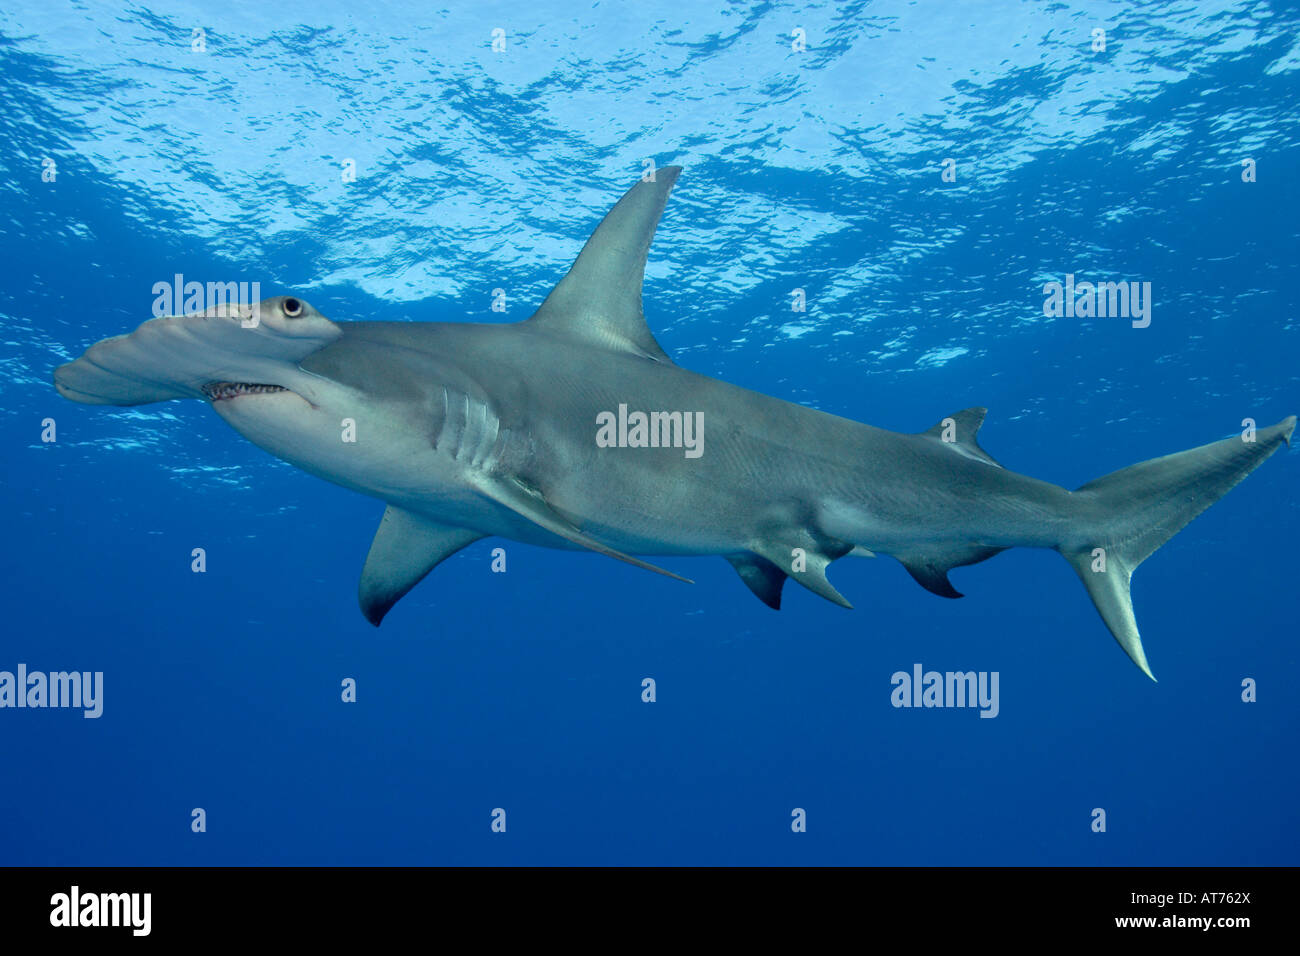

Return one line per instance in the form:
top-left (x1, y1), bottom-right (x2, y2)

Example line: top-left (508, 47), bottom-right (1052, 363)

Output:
top-left (1061, 416), bottom-right (1294, 679)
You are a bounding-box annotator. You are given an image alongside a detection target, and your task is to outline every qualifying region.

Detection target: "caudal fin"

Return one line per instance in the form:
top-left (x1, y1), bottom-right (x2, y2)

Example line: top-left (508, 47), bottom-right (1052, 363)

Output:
top-left (1061, 416), bottom-right (1294, 680)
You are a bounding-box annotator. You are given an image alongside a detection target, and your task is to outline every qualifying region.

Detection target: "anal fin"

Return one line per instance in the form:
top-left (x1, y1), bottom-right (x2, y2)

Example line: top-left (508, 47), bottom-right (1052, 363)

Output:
top-left (359, 506), bottom-right (484, 626)
top-left (899, 558), bottom-right (965, 598)
top-left (896, 545), bottom-right (1005, 599)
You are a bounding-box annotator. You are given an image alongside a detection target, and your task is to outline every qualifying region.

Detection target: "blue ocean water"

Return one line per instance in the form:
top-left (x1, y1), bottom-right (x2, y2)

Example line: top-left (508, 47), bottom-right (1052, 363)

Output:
top-left (1, 1), bottom-right (1297, 866)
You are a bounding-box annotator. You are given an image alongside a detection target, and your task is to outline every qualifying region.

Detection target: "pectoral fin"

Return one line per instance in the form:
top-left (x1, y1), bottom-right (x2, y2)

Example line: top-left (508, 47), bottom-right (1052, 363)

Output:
top-left (474, 476), bottom-right (693, 584)
top-left (359, 506), bottom-right (483, 626)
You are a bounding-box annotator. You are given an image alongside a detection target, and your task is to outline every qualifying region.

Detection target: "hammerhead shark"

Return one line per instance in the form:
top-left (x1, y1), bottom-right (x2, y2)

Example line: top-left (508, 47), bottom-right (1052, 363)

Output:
top-left (54, 168), bottom-right (1293, 679)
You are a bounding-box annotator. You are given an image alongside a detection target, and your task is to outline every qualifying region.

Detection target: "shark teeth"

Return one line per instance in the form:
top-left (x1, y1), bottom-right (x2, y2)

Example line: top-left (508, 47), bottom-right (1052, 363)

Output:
top-left (201, 382), bottom-right (289, 402)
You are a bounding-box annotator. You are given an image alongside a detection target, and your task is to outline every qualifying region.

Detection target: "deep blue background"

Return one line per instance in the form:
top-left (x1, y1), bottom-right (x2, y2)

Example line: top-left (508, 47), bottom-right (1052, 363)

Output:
top-left (1, 1), bottom-right (1296, 864)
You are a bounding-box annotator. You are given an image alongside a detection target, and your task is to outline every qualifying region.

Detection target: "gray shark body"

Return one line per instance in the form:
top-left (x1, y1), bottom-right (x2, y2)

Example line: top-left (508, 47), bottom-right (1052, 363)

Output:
top-left (55, 168), bottom-right (1293, 679)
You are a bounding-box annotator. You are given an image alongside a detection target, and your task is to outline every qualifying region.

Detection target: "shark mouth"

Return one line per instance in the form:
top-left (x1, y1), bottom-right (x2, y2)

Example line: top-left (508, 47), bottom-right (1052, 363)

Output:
top-left (201, 381), bottom-right (290, 402)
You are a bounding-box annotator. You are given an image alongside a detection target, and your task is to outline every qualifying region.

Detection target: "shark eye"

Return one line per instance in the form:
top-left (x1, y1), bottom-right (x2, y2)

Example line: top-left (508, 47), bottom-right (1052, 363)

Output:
top-left (282, 297), bottom-right (304, 318)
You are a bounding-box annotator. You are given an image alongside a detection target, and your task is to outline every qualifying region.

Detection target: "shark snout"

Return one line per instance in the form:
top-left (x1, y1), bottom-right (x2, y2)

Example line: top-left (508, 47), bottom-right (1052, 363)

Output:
top-left (55, 296), bottom-right (345, 407)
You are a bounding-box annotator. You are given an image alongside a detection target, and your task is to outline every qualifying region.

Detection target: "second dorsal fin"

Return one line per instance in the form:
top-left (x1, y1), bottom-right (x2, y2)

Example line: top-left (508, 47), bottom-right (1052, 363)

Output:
top-left (921, 406), bottom-right (1002, 468)
top-left (527, 168), bottom-right (680, 363)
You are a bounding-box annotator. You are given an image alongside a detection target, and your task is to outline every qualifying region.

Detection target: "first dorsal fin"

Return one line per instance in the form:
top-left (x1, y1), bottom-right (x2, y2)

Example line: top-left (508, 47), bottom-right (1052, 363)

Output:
top-left (527, 167), bottom-right (680, 364)
top-left (921, 406), bottom-right (1001, 468)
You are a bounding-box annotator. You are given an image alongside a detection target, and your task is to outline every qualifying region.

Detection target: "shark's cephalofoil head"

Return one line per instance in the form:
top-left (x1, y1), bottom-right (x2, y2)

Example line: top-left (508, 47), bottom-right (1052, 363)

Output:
top-left (55, 294), bottom-right (450, 505)
top-left (196, 297), bottom-right (319, 404)
top-left (54, 295), bottom-right (343, 407)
